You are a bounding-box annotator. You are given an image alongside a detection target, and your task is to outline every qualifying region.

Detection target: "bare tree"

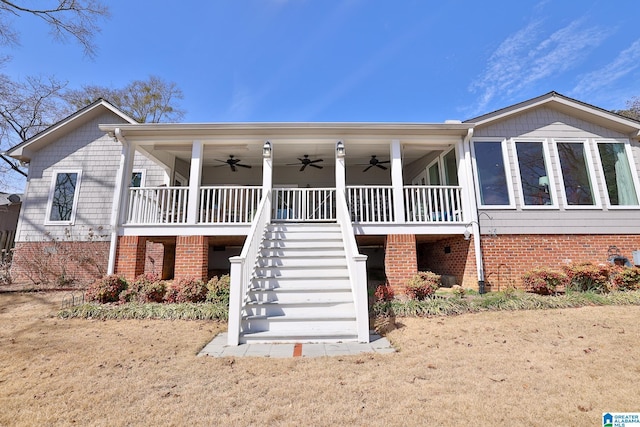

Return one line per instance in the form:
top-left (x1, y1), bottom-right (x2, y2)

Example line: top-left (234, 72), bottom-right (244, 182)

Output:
top-left (65, 75), bottom-right (186, 123)
top-left (0, 0), bottom-right (109, 57)
top-left (0, 75), bottom-right (68, 191)
top-left (614, 96), bottom-right (640, 121)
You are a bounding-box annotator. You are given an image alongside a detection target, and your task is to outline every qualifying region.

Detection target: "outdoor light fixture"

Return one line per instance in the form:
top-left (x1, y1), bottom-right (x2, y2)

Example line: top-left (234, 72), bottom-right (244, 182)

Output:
top-left (263, 141), bottom-right (272, 158)
top-left (336, 140), bottom-right (345, 157)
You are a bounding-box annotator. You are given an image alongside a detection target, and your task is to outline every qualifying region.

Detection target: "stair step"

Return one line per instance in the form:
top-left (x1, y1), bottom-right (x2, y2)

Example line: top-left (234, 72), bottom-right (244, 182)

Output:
top-left (254, 267), bottom-right (349, 278)
top-left (267, 223), bottom-right (340, 231)
top-left (244, 301), bottom-right (355, 317)
top-left (263, 232), bottom-right (342, 240)
top-left (240, 331), bottom-right (358, 344)
top-left (262, 240), bottom-right (344, 249)
top-left (246, 291), bottom-right (353, 303)
top-left (260, 247), bottom-right (346, 256)
top-left (257, 257), bottom-right (347, 268)
top-left (250, 277), bottom-right (351, 288)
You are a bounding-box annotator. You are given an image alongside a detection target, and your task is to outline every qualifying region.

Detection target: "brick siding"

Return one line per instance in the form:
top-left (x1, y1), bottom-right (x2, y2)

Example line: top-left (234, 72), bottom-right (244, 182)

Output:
top-left (11, 241), bottom-right (109, 287)
top-left (480, 234), bottom-right (640, 291)
top-left (418, 235), bottom-right (478, 288)
top-left (174, 235), bottom-right (209, 280)
top-left (384, 234), bottom-right (418, 294)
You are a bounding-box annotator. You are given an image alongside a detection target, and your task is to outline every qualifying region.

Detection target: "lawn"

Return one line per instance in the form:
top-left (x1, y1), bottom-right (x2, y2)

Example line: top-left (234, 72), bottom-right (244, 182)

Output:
top-left (1, 291), bottom-right (638, 426)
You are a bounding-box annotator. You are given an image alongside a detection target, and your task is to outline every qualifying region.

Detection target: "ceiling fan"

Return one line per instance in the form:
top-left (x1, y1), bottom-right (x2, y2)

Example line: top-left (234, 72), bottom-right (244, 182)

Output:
top-left (287, 155), bottom-right (323, 171)
top-left (214, 155), bottom-right (252, 172)
top-left (361, 155), bottom-right (390, 172)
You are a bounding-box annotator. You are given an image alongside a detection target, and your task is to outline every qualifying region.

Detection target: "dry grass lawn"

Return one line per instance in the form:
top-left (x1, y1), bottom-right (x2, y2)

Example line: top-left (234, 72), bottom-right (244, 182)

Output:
top-left (1, 292), bottom-right (639, 426)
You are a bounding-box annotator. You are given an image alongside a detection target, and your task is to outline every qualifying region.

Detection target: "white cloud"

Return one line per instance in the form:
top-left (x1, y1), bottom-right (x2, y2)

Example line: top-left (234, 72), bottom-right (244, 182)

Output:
top-left (467, 18), bottom-right (608, 115)
top-left (571, 38), bottom-right (640, 97)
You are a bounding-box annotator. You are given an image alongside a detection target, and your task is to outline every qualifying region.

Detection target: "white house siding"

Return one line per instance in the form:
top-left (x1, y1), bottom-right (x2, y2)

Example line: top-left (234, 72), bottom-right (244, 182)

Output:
top-left (473, 106), bottom-right (640, 235)
top-left (16, 111), bottom-right (166, 242)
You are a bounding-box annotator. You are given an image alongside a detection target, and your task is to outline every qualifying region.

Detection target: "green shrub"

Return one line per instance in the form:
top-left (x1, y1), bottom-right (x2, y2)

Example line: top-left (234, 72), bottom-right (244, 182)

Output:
top-left (522, 267), bottom-right (567, 295)
top-left (206, 274), bottom-right (230, 304)
top-left (165, 277), bottom-right (207, 303)
top-left (563, 263), bottom-right (611, 293)
top-left (405, 271), bottom-right (440, 300)
top-left (611, 266), bottom-right (640, 291)
top-left (86, 275), bottom-right (128, 303)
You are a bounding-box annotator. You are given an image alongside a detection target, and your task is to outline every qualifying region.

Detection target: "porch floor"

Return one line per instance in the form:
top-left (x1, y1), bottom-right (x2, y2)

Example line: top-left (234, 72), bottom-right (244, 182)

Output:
top-left (198, 331), bottom-right (395, 358)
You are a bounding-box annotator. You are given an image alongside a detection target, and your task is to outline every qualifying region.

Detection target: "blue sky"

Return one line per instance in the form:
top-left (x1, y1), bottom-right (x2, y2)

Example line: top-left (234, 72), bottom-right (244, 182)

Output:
top-left (4, 0), bottom-right (640, 123)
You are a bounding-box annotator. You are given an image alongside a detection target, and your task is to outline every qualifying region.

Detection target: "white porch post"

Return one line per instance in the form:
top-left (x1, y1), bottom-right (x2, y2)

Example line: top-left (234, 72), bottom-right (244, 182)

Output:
top-left (461, 129), bottom-right (485, 284)
top-left (390, 139), bottom-right (405, 223)
top-left (335, 140), bottom-right (346, 192)
top-left (107, 129), bottom-right (135, 275)
top-left (262, 141), bottom-right (273, 195)
top-left (186, 140), bottom-right (203, 224)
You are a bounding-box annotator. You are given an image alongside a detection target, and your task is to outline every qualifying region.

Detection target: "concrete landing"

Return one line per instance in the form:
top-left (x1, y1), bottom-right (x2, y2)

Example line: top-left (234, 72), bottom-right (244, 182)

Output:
top-left (198, 332), bottom-right (395, 358)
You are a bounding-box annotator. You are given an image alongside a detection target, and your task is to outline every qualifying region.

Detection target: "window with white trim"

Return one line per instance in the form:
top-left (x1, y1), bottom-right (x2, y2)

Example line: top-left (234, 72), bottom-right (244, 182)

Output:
top-left (46, 170), bottom-right (82, 223)
top-left (131, 169), bottom-right (146, 187)
top-left (472, 140), bottom-right (512, 207)
top-left (555, 141), bottom-right (597, 207)
top-left (595, 140), bottom-right (639, 206)
top-left (514, 140), bottom-right (555, 207)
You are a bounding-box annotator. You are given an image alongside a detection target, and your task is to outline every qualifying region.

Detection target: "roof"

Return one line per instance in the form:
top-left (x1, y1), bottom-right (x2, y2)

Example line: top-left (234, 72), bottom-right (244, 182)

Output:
top-left (465, 91), bottom-right (640, 139)
top-left (4, 99), bottom-right (136, 162)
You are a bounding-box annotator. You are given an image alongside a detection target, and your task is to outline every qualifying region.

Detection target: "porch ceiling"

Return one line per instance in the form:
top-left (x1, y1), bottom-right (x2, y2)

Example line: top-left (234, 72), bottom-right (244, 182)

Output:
top-left (139, 138), bottom-right (459, 168)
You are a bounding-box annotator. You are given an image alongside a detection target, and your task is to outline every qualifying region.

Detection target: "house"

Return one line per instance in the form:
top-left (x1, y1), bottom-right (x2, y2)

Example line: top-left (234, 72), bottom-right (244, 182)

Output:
top-left (0, 192), bottom-right (21, 262)
top-left (5, 92), bottom-right (640, 345)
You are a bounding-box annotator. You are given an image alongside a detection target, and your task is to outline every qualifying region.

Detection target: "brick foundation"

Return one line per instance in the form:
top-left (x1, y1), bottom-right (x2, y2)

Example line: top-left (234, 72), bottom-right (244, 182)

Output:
top-left (384, 234), bottom-right (418, 294)
top-left (11, 241), bottom-right (109, 287)
top-left (174, 235), bottom-right (209, 280)
top-left (418, 235), bottom-right (478, 288)
top-left (144, 241), bottom-right (165, 277)
top-left (114, 236), bottom-right (147, 281)
top-left (480, 234), bottom-right (640, 291)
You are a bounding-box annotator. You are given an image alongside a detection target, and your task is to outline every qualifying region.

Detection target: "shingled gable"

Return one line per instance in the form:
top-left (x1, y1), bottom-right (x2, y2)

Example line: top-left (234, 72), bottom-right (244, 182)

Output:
top-left (4, 99), bottom-right (136, 163)
top-left (465, 91), bottom-right (640, 140)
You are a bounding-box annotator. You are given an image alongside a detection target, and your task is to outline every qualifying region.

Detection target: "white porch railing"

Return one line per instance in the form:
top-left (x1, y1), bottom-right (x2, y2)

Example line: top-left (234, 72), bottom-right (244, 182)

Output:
top-left (404, 185), bottom-right (463, 223)
top-left (199, 186), bottom-right (262, 224)
top-left (127, 187), bottom-right (189, 224)
top-left (346, 186), bottom-right (394, 223)
top-left (272, 188), bottom-right (336, 221)
top-left (336, 189), bottom-right (369, 343)
top-left (228, 190), bottom-right (272, 346)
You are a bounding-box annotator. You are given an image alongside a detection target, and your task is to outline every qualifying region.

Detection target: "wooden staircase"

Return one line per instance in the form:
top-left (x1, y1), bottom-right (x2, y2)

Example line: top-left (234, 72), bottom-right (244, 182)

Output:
top-left (239, 222), bottom-right (358, 343)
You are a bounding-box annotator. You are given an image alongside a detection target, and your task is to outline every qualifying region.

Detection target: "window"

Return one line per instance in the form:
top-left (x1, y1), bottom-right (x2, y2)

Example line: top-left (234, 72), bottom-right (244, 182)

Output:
top-left (131, 169), bottom-right (146, 187)
top-left (442, 149), bottom-right (458, 186)
top-left (596, 141), bottom-right (639, 206)
top-left (556, 142), bottom-right (596, 206)
top-left (428, 162), bottom-right (440, 185)
top-left (472, 140), bottom-right (512, 206)
top-left (514, 141), bottom-right (554, 206)
top-left (46, 170), bottom-right (81, 223)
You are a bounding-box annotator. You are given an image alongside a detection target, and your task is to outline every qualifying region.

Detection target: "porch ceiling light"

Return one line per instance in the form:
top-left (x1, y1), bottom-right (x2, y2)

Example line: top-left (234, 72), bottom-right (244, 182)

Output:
top-left (263, 141), bottom-right (272, 158)
top-left (336, 140), bottom-right (345, 157)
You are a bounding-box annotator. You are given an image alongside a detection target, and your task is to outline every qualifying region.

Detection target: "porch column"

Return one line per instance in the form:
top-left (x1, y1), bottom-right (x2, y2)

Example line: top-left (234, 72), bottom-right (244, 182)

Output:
top-left (262, 141), bottom-right (273, 194)
top-left (174, 235), bottom-right (209, 280)
top-left (461, 129), bottom-right (485, 285)
top-left (384, 234), bottom-right (417, 294)
top-left (390, 139), bottom-right (405, 223)
top-left (186, 140), bottom-right (203, 224)
top-left (114, 235), bottom-right (147, 281)
top-left (108, 129), bottom-right (135, 275)
top-left (335, 140), bottom-right (346, 191)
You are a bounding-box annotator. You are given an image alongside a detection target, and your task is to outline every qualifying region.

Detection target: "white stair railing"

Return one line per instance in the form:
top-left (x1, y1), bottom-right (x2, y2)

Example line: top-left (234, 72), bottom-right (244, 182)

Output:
top-left (404, 185), bottom-right (464, 223)
top-left (127, 187), bottom-right (189, 224)
top-left (227, 190), bottom-right (272, 346)
top-left (346, 186), bottom-right (394, 223)
top-left (199, 186), bottom-right (262, 224)
top-left (336, 189), bottom-right (369, 343)
top-left (272, 188), bottom-right (336, 221)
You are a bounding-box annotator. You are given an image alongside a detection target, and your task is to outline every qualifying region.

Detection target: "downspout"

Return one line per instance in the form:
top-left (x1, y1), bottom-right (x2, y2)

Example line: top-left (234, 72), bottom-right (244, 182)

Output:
top-left (107, 128), bottom-right (131, 275)
top-left (462, 127), bottom-right (486, 290)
